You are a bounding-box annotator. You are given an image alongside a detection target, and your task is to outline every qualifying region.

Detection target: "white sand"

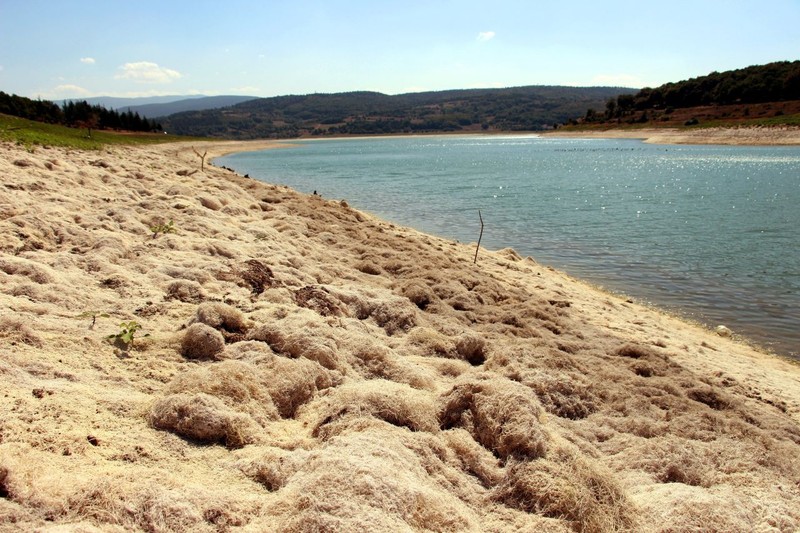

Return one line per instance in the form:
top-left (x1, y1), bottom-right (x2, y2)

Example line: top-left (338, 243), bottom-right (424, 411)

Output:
top-left (1, 139), bottom-right (799, 532)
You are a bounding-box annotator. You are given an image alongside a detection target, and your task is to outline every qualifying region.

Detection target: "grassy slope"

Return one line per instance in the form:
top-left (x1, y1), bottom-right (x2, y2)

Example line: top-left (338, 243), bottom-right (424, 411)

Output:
top-left (0, 113), bottom-right (201, 149)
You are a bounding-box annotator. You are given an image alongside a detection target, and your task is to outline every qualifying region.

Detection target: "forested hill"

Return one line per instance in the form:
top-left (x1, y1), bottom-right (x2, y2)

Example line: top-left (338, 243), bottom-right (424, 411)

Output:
top-left (581, 60), bottom-right (800, 126)
top-left (160, 86), bottom-right (635, 139)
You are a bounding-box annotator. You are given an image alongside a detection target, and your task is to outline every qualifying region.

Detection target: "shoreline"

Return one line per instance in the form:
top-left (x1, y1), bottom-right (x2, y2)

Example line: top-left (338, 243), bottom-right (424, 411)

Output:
top-left (543, 125), bottom-right (800, 145)
top-left (3, 139), bottom-right (799, 530)
top-left (208, 135), bottom-right (799, 360)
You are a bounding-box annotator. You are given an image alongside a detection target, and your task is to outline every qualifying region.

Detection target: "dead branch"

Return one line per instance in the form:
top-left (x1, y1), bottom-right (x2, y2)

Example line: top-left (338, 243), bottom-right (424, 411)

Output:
top-left (474, 209), bottom-right (484, 264)
top-left (192, 146), bottom-right (208, 172)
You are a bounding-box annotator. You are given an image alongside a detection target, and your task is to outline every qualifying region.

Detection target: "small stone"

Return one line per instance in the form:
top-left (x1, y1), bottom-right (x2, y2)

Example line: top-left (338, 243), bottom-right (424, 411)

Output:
top-left (715, 325), bottom-right (733, 338)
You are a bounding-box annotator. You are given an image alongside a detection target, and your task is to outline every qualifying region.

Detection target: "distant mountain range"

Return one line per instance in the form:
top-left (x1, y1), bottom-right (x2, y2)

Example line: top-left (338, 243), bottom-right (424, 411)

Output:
top-left (80, 95), bottom-right (258, 118)
top-left (159, 86), bottom-right (636, 139)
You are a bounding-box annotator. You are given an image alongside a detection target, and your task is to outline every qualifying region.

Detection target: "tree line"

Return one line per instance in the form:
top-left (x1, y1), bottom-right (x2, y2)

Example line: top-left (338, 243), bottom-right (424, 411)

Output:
top-left (0, 91), bottom-right (162, 133)
top-left (584, 61), bottom-right (800, 123)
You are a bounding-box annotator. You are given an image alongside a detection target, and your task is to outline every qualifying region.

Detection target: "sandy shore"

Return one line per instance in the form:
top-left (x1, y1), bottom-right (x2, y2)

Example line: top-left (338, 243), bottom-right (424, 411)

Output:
top-left (1, 139), bottom-right (799, 531)
top-left (544, 125), bottom-right (800, 145)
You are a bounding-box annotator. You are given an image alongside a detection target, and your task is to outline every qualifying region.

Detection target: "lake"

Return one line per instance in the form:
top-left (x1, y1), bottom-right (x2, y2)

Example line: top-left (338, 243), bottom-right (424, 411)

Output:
top-left (218, 135), bottom-right (800, 359)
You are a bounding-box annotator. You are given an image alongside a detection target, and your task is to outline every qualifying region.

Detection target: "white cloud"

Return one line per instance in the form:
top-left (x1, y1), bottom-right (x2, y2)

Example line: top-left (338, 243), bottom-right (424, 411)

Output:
top-left (477, 31), bottom-right (496, 42)
top-left (80, 57), bottom-right (96, 64)
top-left (115, 61), bottom-right (182, 84)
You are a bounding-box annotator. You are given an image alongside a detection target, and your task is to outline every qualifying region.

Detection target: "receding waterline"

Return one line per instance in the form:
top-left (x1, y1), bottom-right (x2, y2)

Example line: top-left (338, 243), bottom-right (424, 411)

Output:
top-left (218, 135), bottom-right (800, 358)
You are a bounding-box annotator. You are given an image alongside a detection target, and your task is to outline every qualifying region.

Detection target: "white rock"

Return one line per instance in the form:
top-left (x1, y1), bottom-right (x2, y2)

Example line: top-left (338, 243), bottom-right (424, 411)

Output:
top-left (715, 325), bottom-right (733, 338)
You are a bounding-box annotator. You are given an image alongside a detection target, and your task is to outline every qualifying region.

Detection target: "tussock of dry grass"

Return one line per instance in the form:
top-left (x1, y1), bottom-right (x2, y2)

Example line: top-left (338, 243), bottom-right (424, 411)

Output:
top-left (150, 392), bottom-right (260, 448)
top-left (307, 379), bottom-right (439, 439)
top-left (165, 279), bottom-right (205, 303)
top-left (248, 323), bottom-right (343, 370)
top-left (0, 316), bottom-right (44, 348)
top-left (267, 432), bottom-right (479, 532)
top-left (492, 443), bottom-right (636, 532)
top-left (163, 360), bottom-right (280, 424)
top-left (180, 323), bottom-right (225, 359)
top-left (2, 140), bottom-right (799, 532)
top-left (350, 342), bottom-right (437, 390)
top-left (527, 370), bottom-right (600, 420)
top-left (438, 375), bottom-right (549, 460)
top-left (400, 279), bottom-right (437, 310)
top-left (259, 353), bottom-right (339, 418)
top-left (192, 302), bottom-right (249, 337)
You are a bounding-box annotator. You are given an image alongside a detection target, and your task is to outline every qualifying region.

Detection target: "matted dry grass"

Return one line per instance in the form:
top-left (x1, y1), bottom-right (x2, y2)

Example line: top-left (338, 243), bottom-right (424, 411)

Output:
top-left (1, 139), bottom-right (799, 532)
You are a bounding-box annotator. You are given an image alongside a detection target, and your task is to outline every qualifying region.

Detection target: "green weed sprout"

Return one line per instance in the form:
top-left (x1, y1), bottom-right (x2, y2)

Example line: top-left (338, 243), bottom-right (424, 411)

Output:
top-left (76, 311), bottom-right (110, 329)
top-left (150, 220), bottom-right (176, 239)
top-left (107, 321), bottom-right (149, 349)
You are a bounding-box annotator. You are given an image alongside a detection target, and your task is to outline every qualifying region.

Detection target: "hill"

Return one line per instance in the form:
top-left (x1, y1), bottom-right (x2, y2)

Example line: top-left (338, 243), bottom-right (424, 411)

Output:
top-left (1, 137), bottom-right (799, 531)
top-left (577, 61), bottom-right (800, 127)
top-left (124, 95), bottom-right (259, 119)
top-left (80, 95), bottom-right (208, 109)
top-left (160, 86), bottom-right (636, 139)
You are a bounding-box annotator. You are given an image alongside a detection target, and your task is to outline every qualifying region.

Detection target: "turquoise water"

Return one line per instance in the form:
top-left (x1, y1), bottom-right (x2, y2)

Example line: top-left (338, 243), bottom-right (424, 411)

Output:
top-left (218, 135), bottom-right (800, 358)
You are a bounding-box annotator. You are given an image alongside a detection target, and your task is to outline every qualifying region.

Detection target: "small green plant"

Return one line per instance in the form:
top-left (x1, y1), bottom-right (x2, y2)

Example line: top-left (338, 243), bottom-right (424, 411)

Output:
top-left (150, 220), bottom-right (176, 238)
top-left (76, 310), bottom-right (110, 329)
top-left (107, 321), bottom-right (149, 349)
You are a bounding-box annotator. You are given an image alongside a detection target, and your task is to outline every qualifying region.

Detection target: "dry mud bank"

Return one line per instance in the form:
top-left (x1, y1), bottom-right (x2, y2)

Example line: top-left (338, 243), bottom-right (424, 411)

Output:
top-left (1, 140), bottom-right (799, 532)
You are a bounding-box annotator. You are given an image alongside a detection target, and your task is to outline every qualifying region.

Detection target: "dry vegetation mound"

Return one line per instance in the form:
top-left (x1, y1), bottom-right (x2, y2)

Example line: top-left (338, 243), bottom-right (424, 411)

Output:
top-left (1, 140), bottom-right (799, 531)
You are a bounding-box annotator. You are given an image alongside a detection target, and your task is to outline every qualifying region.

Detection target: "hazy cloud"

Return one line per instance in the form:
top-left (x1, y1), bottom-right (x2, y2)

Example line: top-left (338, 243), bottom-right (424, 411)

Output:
top-left (52, 84), bottom-right (92, 97)
top-left (80, 57), bottom-right (96, 64)
top-left (115, 61), bottom-right (182, 83)
top-left (477, 31), bottom-right (496, 42)
top-left (231, 85), bottom-right (260, 94)
top-left (591, 74), bottom-right (647, 88)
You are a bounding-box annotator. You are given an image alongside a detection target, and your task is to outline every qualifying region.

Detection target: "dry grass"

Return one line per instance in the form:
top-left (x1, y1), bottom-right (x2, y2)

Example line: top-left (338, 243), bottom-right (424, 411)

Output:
top-left (180, 323), bottom-right (225, 359)
top-left (1, 140), bottom-right (799, 532)
top-left (492, 443), bottom-right (636, 532)
top-left (438, 375), bottom-right (549, 461)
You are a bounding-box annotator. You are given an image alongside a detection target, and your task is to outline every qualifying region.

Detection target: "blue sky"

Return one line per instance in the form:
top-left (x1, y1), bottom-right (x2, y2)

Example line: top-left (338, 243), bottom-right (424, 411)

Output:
top-left (1, 0), bottom-right (798, 99)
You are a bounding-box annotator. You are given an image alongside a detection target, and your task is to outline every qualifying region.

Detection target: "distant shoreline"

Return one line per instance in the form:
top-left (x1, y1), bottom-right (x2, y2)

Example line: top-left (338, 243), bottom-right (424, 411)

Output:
top-left (543, 126), bottom-right (800, 146)
top-left (195, 126), bottom-right (800, 161)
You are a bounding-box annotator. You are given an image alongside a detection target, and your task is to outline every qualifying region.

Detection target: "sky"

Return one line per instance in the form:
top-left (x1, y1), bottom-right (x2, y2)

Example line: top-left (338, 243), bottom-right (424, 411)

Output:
top-left (1, 0), bottom-right (799, 100)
